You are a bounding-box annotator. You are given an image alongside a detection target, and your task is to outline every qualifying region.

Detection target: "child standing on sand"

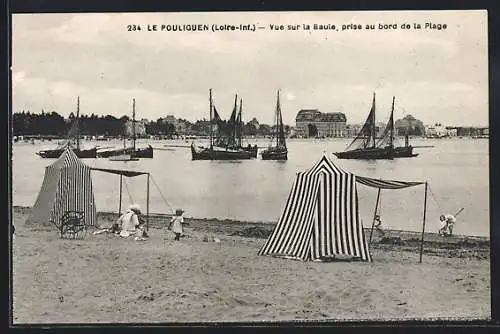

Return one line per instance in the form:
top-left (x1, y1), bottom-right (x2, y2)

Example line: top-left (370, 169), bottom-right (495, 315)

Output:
top-left (373, 214), bottom-right (385, 236)
top-left (169, 209), bottom-right (185, 241)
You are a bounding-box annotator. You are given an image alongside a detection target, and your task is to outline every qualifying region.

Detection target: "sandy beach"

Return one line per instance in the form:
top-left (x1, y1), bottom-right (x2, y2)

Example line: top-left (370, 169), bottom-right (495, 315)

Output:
top-left (11, 206), bottom-right (490, 324)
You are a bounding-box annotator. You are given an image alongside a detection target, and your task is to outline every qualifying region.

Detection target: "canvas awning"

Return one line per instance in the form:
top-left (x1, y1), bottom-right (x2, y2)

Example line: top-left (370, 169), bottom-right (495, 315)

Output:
top-left (356, 175), bottom-right (424, 189)
top-left (91, 167), bottom-right (151, 231)
top-left (356, 174), bottom-right (428, 263)
top-left (91, 167), bottom-right (149, 177)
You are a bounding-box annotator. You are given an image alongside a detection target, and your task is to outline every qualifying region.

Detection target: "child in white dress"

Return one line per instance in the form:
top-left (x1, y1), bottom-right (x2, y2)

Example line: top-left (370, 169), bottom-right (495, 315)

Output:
top-left (169, 209), bottom-right (185, 241)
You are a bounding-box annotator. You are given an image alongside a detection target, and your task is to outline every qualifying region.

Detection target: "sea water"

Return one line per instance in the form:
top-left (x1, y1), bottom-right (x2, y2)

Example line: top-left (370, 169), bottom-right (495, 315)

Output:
top-left (11, 137), bottom-right (489, 237)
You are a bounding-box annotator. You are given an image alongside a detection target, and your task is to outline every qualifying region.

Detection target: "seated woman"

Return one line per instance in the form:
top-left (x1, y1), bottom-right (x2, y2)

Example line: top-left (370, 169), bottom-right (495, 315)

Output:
top-left (118, 204), bottom-right (142, 237)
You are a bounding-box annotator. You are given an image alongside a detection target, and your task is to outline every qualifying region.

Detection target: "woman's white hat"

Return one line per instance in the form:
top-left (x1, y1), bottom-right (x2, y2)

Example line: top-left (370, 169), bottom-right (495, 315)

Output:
top-left (129, 203), bottom-right (141, 213)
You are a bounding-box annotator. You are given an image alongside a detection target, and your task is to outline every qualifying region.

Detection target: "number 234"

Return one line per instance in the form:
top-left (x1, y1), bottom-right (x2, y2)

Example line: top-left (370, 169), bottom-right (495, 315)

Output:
top-left (127, 25), bottom-right (142, 31)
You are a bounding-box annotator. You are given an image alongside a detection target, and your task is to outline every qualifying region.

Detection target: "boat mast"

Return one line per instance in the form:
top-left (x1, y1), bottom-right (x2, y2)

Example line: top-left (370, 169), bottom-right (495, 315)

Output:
top-left (276, 89), bottom-right (281, 147)
top-left (277, 89), bottom-right (286, 149)
top-left (209, 89), bottom-right (213, 148)
top-left (371, 92), bottom-right (376, 149)
top-left (132, 98), bottom-right (136, 151)
top-left (275, 90), bottom-right (279, 147)
top-left (76, 96), bottom-right (80, 150)
top-left (232, 94), bottom-right (238, 146)
top-left (238, 98), bottom-right (243, 147)
top-left (390, 96), bottom-right (395, 148)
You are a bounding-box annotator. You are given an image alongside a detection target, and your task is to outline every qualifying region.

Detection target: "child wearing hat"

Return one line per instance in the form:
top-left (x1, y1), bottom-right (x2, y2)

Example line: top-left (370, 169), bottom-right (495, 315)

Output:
top-left (169, 209), bottom-right (185, 241)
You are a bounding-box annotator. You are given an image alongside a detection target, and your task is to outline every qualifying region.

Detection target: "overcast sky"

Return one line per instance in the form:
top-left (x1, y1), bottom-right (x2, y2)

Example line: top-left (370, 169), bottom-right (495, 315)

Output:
top-left (12, 10), bottom-right (488, 126)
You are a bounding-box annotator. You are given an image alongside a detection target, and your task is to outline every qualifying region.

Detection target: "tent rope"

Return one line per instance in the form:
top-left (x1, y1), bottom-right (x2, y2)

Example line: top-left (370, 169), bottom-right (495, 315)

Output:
top-left (122, 178), bottom-right (135, 204)
top-left (149, 174), bottom-right (175, 214)
top-left (427, 183), bottom-right (442, 212)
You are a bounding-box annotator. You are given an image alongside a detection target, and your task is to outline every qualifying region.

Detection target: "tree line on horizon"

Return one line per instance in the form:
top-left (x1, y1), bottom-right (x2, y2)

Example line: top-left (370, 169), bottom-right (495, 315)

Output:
top-left (11, 110), bottom-right (291, 137)
top-left (13, 110), bottom-right (454, 138)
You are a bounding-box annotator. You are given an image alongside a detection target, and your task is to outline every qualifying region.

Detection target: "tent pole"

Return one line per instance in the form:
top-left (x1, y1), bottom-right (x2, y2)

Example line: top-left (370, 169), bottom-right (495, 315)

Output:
top-left (146, 173), bottom-right (150, 232)
top-left (119, 174), bottom-right (123, 215)
top-left (419, 182), bottom-right (428, 263)
top-left (369, 187), bottom-right (381, 244)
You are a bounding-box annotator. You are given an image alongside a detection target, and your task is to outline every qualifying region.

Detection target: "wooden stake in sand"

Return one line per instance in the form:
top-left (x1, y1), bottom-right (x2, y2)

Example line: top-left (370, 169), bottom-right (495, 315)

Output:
top-left (146, 173), bottom-right (150, 232)
top-left (419, 182), bottom-right (428, 263)
top-left (119, 174), bottom-right (123, 215)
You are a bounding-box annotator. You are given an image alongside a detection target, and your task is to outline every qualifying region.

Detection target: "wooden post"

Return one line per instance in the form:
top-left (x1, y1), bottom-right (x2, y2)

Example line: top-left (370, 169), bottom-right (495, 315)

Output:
top-left (419, 182), bottom-right (428, 263)
top-left (76, 96), bottom-right (80, 150)
top-left (118, 174), bottom-right (123, 215)
top-left (369, 187), bottom-right (382, 244)
top-left (146, 173), bottom-right (150, 232)
top-left (132, 98), bottom-right (136, 152)
top-left (209, 89), bottom-right (213, 149)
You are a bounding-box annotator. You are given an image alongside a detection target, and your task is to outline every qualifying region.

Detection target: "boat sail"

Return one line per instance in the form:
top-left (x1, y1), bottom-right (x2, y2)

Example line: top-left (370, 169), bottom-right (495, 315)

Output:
top-left (334, 93), bottom-right (393, 160)
top-left (387, 98), bottom-right (419, 158)
top-left (261, 89), bottom-right (288, 160)
top-left (191, 89), bottom-right (254, 160)
top-left (36, 96), bottom-right (97, 158)
top-left (212, 95), bottom-right (257, 157)
top-left (232, 98), bottom-right (258, 157)
top-left (97, 99), bottom-right (153, 159)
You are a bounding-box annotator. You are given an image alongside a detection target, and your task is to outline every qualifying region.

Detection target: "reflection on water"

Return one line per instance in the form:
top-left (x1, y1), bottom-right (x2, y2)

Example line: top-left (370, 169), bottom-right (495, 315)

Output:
top-left (12, 138), bottom-right (489, 237)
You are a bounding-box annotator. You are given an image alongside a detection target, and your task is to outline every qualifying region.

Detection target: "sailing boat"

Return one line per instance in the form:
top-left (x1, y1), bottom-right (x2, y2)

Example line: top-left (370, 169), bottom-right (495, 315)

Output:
top-left (129, 99), bottom-right (153, 158)
top-left (227, 97), bottom-right (258, 158)
top-left (261, 89), bottom-right (287, 160)
top-left (381, 97), bottom-right (419, 158)
top-left (191, 89), bottom-right (254, 160)
top-left (108, 127), bottom-right (139, 161)
top-left (334, 93), bottom-right (393, 160)
top-left (36, 96), bottom-right (97, 158)
top-left (97, 99), bottom-right (153, 158)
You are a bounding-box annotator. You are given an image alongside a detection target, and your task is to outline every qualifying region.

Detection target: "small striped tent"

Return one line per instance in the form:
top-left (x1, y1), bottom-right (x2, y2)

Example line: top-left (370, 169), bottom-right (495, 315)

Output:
top-left (258, 155), bottom-right (372, 262)
top-left (28, 148), bottom-right (97, 228)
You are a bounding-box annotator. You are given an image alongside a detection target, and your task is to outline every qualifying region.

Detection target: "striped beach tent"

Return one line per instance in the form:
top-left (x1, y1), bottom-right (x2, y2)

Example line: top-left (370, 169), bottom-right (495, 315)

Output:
top-left (28, 148), bottom-right (97, 228)
top-left (258, 155), bottom-right (372, 262)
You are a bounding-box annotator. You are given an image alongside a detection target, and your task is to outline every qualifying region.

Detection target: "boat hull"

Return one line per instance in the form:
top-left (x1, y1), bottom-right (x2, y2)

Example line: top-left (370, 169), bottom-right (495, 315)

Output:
top-left (261, 148), bottom-right (288, 160)
top-left (191, 145), bottom-right (253, 160)
top-left (36, 147), bottom-right (97, 159)
top-left (97, 148), bottom-right (129, 158)
top-left (109, 155), bottom-right (140, 161)
top-left (132, 145), bottom-right (154, 158)
top-left (333, 147), bottom-right (393, 160)
top-left (393, 146), bottom-right (419, 158)
top-left (97, 145), bottom-right (153, 158)
top-left (242, 145), bottom-right (258, 158)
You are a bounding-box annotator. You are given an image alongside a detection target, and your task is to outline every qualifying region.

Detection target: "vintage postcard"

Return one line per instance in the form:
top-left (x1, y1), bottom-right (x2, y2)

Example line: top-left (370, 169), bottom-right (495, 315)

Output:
top-left (11, 10), bottom-right (489, 323)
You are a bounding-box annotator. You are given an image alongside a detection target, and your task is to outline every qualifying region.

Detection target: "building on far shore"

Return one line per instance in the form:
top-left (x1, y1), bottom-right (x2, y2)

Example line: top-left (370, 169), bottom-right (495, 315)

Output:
top-left (162, 115), bottom-right (189, 133)
top-left (125, 119), bottom-right (147, 137)
top-left (295, 109), bottom-right (347, 137)
top-left (424, 123), bottom-right (460, 138)
top-left (455, 126), bottom-right (488, 137)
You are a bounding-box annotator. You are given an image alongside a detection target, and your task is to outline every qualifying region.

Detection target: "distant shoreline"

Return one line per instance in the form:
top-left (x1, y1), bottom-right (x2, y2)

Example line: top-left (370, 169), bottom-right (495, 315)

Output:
top-left (12, 135), bottom-right (490, 141)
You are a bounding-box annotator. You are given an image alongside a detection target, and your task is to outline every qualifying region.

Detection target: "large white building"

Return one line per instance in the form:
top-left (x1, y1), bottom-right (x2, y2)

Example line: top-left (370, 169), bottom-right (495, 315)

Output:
top-left (163, 115), bottom-right (188, 133)
top-left (424, 123), bottom-right (456, 137)
top-left (295, 109), bottom-right (347, 137)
